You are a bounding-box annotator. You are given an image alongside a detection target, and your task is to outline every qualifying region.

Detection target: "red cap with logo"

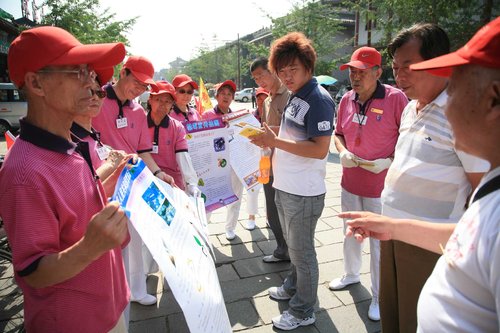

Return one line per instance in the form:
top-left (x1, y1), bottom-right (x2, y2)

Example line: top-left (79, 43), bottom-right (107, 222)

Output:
top-left (256, 87), bottom-right (269, 97)
top-left (123, 56), bottom-right (156, 86)
top-left (216, 80), bottom-right (237, 93)
top-left (8, 26), bottom-right (125, 88)
top-left (410, 17), bottom-right (500, 77)
top-left (150, 80), bottom-right (176, 101)
top-left (172, 74), bottom-right (199, 90)
top-left (340, 46), bottom-right (382, 71)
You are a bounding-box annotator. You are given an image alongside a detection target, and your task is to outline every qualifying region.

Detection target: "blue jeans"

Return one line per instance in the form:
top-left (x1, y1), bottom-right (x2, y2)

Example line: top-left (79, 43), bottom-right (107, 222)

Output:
top-left (275, 189), bottom-right (325, 319)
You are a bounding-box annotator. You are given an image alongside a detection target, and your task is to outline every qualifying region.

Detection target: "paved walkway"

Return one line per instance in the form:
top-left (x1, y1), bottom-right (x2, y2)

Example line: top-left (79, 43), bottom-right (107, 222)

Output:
top-left (129, 146), bottom-right (381, 333)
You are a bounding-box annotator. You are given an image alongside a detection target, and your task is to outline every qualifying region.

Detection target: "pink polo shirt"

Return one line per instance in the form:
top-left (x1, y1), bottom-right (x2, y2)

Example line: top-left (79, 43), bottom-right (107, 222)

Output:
top-left (335, 82), bottom-right (408, 198)
top-left (92, 84), bottom-right (152, 154)
top-left (202, 105), bottom-right (231, 120)
top-left (0, 120), bottom-right (129, 332)
top-left (147, 113), bottom-right (189, 190)
top-left (71, 122), bottom-right (105, 169)
top-left (170, 104), bottom-right (201, 123)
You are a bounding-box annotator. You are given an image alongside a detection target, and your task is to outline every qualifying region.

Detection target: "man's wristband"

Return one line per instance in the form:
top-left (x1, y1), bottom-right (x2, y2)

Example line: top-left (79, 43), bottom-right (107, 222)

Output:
top-left (153, 169), bottom-right (163, 176)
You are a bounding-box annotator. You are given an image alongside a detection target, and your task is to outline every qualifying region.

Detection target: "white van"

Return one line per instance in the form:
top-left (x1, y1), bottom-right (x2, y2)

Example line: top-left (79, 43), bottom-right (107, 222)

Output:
top-left (0, 83), bottom-right (27, 135)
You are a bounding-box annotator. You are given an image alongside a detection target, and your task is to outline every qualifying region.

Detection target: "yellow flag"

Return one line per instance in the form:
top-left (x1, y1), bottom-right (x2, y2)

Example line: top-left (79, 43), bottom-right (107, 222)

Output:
top-left (199, 77), bottom-right (213, 113)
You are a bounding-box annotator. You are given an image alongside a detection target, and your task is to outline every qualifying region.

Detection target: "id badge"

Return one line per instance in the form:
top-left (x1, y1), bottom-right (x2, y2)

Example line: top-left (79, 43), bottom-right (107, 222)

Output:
top-left (152, 145), bottom-right (159, 154)
top-left (116, 117), bottom-right (128, 128)
top-left (96, 146), bottom-right (110, 160)
top-left (352, 114), bottom-right (368, 125)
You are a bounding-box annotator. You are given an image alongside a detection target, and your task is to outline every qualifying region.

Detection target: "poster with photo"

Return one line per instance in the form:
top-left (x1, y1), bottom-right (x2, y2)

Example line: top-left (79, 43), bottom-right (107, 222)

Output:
top-left (184, 119), bottom-right (237, 212)
top-left (112, 159), bottom-right (230, 333)
top-left (224, 110), bottom-right (262, 190)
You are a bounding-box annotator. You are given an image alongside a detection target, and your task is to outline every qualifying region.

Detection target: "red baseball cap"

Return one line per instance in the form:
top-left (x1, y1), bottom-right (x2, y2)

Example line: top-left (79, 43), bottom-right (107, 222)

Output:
top-left (8, 26), bottom-right (125, 88)
top-left (123, 56), bottom-right (156, 86)
top-left (149, 80), bottom-right (176, 101)
top-left (340, 46), bottom-right (382, 70)
top-left (256, 87), bottom-right (269, 97)
top-left (172, 74), bottom-right (199, 90)
top-left (95, 67), bottom-right (114, 85)
top-left (216, 80), bottom-right (236, 93)
top-left (410, 17), bottom-right (500, 77)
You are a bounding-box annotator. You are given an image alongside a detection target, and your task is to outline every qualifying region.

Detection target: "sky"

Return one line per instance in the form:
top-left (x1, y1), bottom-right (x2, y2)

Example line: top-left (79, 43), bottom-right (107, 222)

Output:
top-left (2, 0), bottom-right (296, 70)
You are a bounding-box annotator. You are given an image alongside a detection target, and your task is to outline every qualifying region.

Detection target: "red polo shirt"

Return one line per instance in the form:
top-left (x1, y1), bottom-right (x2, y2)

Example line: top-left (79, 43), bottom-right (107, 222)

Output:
top-left (170, 104), bottom-right (200, 123)
top-left (92, 84), bottom-right (152, 154)
top-left (147, 113), bottom-right (189, 190)
top-left (71, 122), bottom-right (105, 169)
top-left (335, 82), bottom-right (408, 198)
top-left (0, 119), bottom-right (129, 332)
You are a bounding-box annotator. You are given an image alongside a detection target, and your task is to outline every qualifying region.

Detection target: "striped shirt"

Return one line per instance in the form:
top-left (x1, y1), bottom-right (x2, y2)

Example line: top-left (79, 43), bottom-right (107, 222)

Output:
top-left (381, 90), bottom-right (488, 223)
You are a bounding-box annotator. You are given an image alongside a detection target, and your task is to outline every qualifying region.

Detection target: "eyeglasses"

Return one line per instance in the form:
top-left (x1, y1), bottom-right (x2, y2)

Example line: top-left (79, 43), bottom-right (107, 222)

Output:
top-left (92, 89), bottom-right (106, 99)
top-left (131, 77), bottom-right (150, 91)
top-left (37, 67), bottom-right (97, 83)
top-left (177, 89), bottom-right (194, 95)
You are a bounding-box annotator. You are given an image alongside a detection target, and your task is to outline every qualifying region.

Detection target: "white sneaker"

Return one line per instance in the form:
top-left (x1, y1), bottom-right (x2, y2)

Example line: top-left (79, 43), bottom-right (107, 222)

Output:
top-left (328, 274), bottom-right (360, 290)
top-left (368, 297), bottom-right (380, 321)
top-left (225, 230), bottom-right (236, 240)
top-left (245, 219), bottom-right (256, 230)
top-left (131, 294), bottom-right (157, 306)
top-left (272, 310), bottom-right (315, 330)
top-left (268, 285), bottom-right (291, 300)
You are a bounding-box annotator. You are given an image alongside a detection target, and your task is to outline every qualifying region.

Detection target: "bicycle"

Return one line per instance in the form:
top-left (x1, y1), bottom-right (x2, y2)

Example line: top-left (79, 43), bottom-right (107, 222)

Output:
top-left (0, 219), bottom-right (25, 333)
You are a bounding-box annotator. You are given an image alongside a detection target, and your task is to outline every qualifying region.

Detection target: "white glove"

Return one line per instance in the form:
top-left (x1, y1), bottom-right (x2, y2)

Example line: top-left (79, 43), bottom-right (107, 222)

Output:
top-left (339, 150), bottom-right (359, 168)
top-left (186, 184), bottom-right (201, 197)
top-left (358, 157), bottom-right (392, 174)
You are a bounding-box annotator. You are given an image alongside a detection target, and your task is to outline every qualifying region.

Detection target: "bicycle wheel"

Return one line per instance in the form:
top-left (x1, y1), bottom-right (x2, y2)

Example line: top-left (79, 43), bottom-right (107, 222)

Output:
top-left (0, 249), bottom-right (25, 333)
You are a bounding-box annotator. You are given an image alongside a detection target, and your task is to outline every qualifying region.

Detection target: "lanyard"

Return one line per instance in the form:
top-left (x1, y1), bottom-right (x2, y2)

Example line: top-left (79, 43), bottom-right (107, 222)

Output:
top-left (354, 99), bottom-right (373, 146)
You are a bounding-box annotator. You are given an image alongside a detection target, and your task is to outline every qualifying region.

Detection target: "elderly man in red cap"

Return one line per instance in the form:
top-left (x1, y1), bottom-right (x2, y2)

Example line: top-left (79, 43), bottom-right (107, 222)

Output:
top-left (92, 56), bottom-right (174, 307)
top-left (329, 46), bottom-right (408, 321)
top-left (0, 26), bottom-right (129, 332)
top-left (340, 17), bottom-right (500, 332)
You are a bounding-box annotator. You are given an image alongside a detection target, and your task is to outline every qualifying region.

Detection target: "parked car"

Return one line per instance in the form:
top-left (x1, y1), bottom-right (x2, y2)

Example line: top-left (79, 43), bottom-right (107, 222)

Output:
top-left (234, 88), bottom-right (253, 102)
top-left (0, 83), bottom-right (27, 135)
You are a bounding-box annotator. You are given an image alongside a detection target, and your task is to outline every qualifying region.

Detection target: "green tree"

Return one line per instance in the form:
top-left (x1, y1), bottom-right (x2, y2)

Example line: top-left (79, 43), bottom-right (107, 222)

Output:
top-left (348, 0), bottom-right (499, 52)
top-left (41, 0), bottom-right (136, 45)
top-left (183, 39), bottom-right (239, 86)
top-left (271, 0), bottom-right (348, 75)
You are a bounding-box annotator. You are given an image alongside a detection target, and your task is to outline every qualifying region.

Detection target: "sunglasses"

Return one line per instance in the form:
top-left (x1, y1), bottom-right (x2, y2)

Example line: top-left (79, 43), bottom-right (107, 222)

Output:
top-left (92, 89), bottom-right (107, 99)
top-left (177, 89), bottom-right (194, 95)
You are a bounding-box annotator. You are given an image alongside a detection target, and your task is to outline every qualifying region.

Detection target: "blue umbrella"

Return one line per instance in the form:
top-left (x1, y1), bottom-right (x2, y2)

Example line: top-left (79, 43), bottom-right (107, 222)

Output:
top-left (316, 75), bottom-right (337, 86)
